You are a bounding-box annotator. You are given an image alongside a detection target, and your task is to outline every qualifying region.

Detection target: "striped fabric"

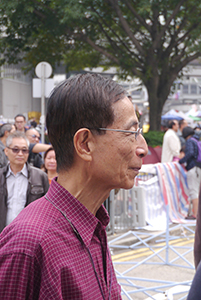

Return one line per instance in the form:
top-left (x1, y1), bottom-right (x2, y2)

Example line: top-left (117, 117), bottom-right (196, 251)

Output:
top-left (154, 162), bottom-right (190, 223)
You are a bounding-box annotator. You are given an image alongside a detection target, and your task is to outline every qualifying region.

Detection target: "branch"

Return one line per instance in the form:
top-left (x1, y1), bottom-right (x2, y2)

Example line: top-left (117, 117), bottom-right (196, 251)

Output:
top-left (164, 16), bottom-right (201, 59)
top-left (31, 0), bottom-right (55, 13)
top-left (174, 52), bottom-right (201, 74)
top-left (153, 0), bottom-right (188, 47)
top-left (108, 0), bottom-right (145, 55)
top-left (81, 34), bottom-right (120, 64)
top-left (124, 0), bottom-right (151, 32)
top-left (89, 6), bottom-right (133, 56)
top-left (131, 66), bottom-right (143, 78)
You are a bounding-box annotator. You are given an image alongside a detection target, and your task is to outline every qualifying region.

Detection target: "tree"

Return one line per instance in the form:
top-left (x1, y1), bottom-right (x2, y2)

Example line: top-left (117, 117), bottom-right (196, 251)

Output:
top-left (1, 0), bottom-right (201, 130)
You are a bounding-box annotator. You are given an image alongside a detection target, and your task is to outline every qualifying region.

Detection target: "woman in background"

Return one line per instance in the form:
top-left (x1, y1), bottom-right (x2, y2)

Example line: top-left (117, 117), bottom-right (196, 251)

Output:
top-left (42, 147), bottom-right (58, 184)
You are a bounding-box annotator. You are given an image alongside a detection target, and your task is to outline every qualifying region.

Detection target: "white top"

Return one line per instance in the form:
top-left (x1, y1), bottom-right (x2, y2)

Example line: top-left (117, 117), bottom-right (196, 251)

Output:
top-left (161, 129), bottom-right (181, 163)
top-left (6, 164), bottom-right (28, 226)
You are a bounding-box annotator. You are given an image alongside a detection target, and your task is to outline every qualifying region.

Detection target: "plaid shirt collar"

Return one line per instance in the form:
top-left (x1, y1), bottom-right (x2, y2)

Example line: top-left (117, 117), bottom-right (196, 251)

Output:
top-left (46, 178), bottom-right (110, 248)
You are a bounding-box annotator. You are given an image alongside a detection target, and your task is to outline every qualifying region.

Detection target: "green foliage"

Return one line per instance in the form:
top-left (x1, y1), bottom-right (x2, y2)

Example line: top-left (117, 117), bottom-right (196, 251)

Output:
top-left (143, 131), bottom-right (164, 147)
top-left (1, 0), bottom-right (201, 129)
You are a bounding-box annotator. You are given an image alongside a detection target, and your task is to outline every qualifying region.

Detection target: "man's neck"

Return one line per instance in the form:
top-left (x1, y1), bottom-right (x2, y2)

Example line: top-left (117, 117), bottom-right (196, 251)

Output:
top-left (57, 169), bottom-right (110, 216)
top-left (10, 164), bottom-right (25, 175)
top-left (47, 170), bottom-right (58, 180)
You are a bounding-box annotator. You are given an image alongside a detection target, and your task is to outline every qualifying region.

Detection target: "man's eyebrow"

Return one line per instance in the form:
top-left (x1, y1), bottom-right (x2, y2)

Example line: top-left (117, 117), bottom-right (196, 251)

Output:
top-left (126, 120), bottom-right (139, 129)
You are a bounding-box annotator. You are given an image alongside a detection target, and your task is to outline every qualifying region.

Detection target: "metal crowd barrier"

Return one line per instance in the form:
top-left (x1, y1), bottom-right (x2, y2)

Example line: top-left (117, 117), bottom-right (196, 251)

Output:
top-left (107, 171), bottom-right (195, 300)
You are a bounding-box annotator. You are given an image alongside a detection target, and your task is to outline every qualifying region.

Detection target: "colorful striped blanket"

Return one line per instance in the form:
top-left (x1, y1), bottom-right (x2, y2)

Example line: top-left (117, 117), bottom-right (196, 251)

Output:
top-left (154, 162), bottom-right (190, 223)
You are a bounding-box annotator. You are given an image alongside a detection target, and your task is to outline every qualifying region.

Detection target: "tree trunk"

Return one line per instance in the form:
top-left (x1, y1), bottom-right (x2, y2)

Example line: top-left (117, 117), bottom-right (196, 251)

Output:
top-left (148, 94), bottom-right (164, 131)
top-left (144, 69), bottom-right (176, 131)
top-left (146, 80), bottom-right (170, 131)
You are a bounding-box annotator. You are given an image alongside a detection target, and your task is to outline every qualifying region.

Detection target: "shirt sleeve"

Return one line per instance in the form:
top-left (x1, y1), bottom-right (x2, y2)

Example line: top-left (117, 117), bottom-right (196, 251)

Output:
top-left (29, 143), bottom-right (36, 152)
top-left (0, 252), bottom-right (40, 299)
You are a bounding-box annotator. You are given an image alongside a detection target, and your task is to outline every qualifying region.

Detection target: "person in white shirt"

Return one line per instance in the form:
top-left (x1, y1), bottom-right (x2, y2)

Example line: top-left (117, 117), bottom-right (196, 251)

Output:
top-left (161, 119), bottom-right (181, 163)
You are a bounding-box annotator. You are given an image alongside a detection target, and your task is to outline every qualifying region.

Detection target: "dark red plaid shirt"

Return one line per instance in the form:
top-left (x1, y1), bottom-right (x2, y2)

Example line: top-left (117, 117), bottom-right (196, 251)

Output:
top-left (0, 178), bottom-right (121, 300)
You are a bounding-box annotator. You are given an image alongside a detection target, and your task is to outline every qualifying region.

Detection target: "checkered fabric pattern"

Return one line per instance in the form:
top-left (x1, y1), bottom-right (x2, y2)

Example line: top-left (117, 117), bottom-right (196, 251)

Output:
top-left (0, 178), bottom-right (121, 299)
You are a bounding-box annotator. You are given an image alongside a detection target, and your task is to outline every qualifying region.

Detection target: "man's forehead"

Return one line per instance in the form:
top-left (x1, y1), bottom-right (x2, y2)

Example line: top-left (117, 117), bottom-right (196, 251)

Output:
top-left (15, 117), bottom-right (24, 121)
top-left (10, 138), bottom-right (28, 147)
top-left (29, 130), bottom-right (39, 136)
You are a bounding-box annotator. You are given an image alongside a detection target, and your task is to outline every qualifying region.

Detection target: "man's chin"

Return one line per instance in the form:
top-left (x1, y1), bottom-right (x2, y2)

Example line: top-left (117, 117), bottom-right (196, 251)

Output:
top-left (118, 180), bottom-right (135, 190)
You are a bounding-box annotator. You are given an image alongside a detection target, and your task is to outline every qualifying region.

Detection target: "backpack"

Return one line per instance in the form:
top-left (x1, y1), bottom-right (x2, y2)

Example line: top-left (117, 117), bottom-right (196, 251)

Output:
top-left (191, 137), bottom-right (201, 163)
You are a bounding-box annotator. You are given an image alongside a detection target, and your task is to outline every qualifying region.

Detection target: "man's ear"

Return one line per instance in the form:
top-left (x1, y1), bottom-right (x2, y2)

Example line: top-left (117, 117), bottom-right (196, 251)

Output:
top-left (73, 128), bottom-right (94, 162)
top-left (4, 147), bottom-right (8, 157)
top-left (4, 131), bottom-right (9, 138)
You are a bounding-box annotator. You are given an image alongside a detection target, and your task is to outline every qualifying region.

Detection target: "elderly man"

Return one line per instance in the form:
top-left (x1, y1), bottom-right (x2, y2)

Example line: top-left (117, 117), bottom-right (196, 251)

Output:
top-left (0, 73), bottom-right (148, 299)
top-left (0, 131), bottom-right (49, 232)
top-left (161, 119), bottom-right (181, 163)
top-left (25, 128), bottom-right (51, 168)
top-left (0, 123), bottom-right (15, 168)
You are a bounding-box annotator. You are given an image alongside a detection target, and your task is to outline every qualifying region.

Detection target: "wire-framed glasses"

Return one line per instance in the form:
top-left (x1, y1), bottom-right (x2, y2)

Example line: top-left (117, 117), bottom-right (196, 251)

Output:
top-left (98, 127), bottom-right (142, 140)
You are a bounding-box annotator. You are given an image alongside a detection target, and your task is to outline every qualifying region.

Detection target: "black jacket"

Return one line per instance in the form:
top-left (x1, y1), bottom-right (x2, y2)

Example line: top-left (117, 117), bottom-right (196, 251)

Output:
top-left (0, 163), bottom-right (49, 232)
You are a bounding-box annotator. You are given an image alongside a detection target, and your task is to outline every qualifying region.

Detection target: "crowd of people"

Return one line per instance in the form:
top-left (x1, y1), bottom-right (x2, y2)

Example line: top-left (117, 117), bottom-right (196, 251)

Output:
top-left (161, 118), bottom-right (201, 219)
top-left (0, 113), bottom-right (57, 232)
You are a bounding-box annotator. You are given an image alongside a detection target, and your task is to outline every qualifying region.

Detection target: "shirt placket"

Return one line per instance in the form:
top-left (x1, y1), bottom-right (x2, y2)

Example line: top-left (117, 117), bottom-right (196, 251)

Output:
top-left (96, 223), bottom-right (111, 299)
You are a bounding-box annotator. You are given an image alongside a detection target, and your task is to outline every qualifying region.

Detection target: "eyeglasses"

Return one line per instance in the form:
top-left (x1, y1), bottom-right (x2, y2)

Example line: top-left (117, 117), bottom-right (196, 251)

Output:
top-left (28, 134), bottom-right (40, 139)
top-left (98, 127), bottom-right (142, 140)
top-left (8, 147), bottom-right (29, 154)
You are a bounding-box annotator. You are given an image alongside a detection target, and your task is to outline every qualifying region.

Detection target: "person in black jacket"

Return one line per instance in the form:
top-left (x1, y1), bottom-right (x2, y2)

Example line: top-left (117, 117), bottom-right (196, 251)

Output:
top-left (25, 128), bottom-right (51, 168)
top-left (179, 126), bottom-right (201, 218)
top-left (0, 131), bottom-right (49, 232)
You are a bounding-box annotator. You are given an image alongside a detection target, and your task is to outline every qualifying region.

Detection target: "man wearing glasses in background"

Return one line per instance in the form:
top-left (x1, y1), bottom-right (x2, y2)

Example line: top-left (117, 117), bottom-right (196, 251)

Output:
top-left (25, 128), bottom-right (52, 168)
top-left (0, 131), bottom-right (49, 233)
top-left (14, 114), bottom-right (27, 132)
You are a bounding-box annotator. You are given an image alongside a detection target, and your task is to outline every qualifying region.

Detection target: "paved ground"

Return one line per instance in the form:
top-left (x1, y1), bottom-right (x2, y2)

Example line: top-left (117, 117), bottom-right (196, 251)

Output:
top-left (107, 224), bottom-right (196, 300)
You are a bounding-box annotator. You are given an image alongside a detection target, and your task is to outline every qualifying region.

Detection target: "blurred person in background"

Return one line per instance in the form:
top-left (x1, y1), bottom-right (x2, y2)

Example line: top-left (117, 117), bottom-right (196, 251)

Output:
top-left (161, 119), bottom-right (181, 162)
top-left (14, 114), bottom-right (27, 132)
top-left (194, 125), bottom-right (201, 140)
top-left (0, 123), bottom-right (15, 168)
top-left (30, 118), bottom-right (37, 128)
top-left (0, 131), bottom-right (49, 232)
top-left (179, 126), bottom-right (201, 218)
top-left (41, 147), bottom-right (58, 184)
top-left (25, 128), bottom-right (51, 168)
top-left (178, 119), bottom-right (188, 150)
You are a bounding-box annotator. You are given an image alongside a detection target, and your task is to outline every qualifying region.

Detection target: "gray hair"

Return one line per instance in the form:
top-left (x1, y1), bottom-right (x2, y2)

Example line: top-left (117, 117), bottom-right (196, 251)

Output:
top-left (6, 131), bottom-right (30, 148)
top-left (0, 123), bottom-right (13, 138)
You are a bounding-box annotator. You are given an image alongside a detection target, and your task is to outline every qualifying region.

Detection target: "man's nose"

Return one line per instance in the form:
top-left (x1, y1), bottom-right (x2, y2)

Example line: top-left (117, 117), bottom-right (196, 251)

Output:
top-left (135, 135), bottom-right (148, 158)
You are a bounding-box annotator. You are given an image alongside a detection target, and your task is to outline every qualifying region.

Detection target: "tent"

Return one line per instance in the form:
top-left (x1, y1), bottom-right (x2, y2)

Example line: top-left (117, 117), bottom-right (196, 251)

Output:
top-left (161, 109), bottom-right (183, 121)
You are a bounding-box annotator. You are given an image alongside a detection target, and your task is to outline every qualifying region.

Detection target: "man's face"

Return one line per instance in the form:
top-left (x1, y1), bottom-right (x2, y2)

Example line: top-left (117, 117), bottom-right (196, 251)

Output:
top-left (45, 150), bottom-right (57, 171)
top-left (181, 120), bottom-right (188, 131)
top-left (5, 138), bottom-right (29, 170)
top-left (26, 129), bottom-right (40, 144)
top-left (90, 96), bottom-right (148, 190)
top-left (173, 120), bottom-right (179, 132)
top-left (15, 117), bottom-right (26, 131)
